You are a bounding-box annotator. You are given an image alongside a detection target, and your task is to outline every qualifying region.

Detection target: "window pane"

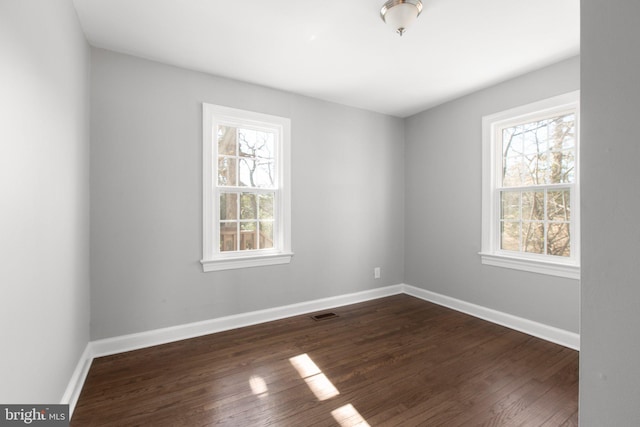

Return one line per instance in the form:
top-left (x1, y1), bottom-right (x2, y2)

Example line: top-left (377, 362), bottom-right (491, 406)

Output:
top-left (239, 158), bottom-right (275, 188)
top-left (503, 113), bottom-right (576, 187)
top-left (217, 125), bottom-right (236, 155)
top-left (240, 222), bottom-right (257, 250)
top-left (523, 151), bottom-right (551, 185)
top-left (241, 193), bottom-right (257, 220)
top-left (502, 126), bottom-right (525, 187)
top-left (522, 222), bottom-right (544, 254)
top-left (547, 223), bottom-right (571, 257)
top-left (523, 123), bottom-right (548, 155)
top-left (259, 193), bottom-right (274, 219)
top-left (501, 221), bottom-right (520, 251)
top-left (548, 190), bottom-right (571, 221)
top-left (256, 134), bottom-right (274, 159)
top-left (503, 126), bottom-right (523, 157)
top-left (549, 114), bottom-right (576, 151)
top-left (253, 160), bottom-right (275, 188)
top-left (238, 129), bottom-right (256, 157)
top-left (549, 150), bottom-right (575, 184)
top-left (502, 155), bottom-right (524, 187)
top-left (561, 133), bottom-right (576, 150)
top-left (522, 121), bottom-right (548, 185)
top-left (238, 129), bottom-right (274, 159)
top-left (500, 191), bottom-right (520, 220)
top-left (260, 221), bottom-right (274, 249)
top-left (219, 193), bottom-right (238, 220)
top-left (238, 158), bottom-right (253, 187)
top-left (535, 123), bottom-right (549, 152)
top-left (218, 156), bottom-right (237, 186)
top-left (220, 223), bottom-right (237, 252)
top-left (522, 191), bottom-right (544, 221)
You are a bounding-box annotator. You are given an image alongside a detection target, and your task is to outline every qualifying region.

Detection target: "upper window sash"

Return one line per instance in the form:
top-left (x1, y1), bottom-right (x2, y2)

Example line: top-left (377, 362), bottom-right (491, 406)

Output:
top-left (480, 91), bottom-right (580, 279)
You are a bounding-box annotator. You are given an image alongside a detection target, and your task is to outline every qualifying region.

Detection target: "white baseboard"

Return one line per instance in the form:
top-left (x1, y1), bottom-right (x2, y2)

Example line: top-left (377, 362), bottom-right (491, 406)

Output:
top-left (66, 282), bottom-right (579, 417)
top-left (91, 284), bottom-right (404, 358)
top-left (402, 284), bottom-right (580, 350)
top-left (61, 343), bottom-right (93, 416)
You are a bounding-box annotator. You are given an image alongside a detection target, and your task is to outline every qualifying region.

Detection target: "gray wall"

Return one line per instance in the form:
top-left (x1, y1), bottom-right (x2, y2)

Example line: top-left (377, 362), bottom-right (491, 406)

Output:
top-left (90, 49), bottom-right (405, 340)
top-left (0, 0), bottom-right (90, 402)
top-left (404, 56), bottom-right (580, 333)
top-left (580, 1), bottom-right (640, 424)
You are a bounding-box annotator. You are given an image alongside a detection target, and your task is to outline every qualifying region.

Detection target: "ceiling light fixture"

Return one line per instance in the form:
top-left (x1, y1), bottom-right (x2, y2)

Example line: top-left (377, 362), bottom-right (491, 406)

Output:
top-left (380, 0), bottom-right (423, 36)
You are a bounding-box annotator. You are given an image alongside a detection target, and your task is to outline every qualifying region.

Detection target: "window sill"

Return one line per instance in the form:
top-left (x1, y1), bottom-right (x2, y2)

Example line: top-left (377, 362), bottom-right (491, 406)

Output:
top-left (479, 252), bottom-right (580, 280)
top-left (201, 252), bottom-right (294, 272)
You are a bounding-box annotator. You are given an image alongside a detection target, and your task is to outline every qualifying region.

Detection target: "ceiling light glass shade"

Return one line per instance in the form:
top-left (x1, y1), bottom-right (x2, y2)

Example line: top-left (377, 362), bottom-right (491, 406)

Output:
top-left (380, 0), bottom-right (423, 36)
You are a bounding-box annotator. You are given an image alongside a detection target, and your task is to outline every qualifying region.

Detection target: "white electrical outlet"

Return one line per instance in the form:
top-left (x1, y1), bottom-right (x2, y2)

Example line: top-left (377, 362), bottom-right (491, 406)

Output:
top-left (374, 267), bottom-right (381, 279)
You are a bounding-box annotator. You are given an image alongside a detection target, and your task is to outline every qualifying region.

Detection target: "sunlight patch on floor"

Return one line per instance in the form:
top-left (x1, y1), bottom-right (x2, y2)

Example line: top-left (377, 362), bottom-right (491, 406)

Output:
top-left (331, 404), bottom-right (371, 427)
top-left (289, 353), bottom-right (369, 425)
top-left (289, 353), bottom-right (339, 401)
top-left (249, 375), bottom-right (268, 397)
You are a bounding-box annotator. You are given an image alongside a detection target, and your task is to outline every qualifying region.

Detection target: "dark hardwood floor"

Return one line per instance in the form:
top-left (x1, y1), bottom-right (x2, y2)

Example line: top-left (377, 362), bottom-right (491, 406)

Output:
top-left (71, 295), bottom-right (578, 426)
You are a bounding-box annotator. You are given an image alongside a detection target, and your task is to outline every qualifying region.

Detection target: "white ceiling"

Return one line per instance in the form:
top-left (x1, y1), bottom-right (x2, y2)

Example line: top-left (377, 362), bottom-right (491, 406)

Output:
top-left (71, 0), bottom-right (579, 118)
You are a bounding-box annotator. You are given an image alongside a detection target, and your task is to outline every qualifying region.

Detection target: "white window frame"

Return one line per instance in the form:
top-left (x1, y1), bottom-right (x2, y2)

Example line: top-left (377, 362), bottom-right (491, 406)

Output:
top-left (480, 91), bottom-right (580, 279)
top-left (201, 103), bottom-right (292, 272)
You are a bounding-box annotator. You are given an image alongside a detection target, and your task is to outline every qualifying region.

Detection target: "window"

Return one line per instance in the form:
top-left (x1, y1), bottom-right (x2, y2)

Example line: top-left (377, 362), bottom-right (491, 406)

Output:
top-left (481, 91), bottom-right (579, 279)
top-left (201, 104), bottom-right (292, 272)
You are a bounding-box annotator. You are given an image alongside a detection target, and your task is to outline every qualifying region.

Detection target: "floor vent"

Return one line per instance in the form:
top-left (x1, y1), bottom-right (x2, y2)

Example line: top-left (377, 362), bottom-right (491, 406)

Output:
top-left (311, 312), bottom-right (339, 321)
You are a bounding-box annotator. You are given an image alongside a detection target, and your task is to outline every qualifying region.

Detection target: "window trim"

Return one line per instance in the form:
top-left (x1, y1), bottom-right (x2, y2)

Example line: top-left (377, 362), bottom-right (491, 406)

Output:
top-left (201, 103), bottom-right (292, 272)
top-left (480, 91), bottom-right (580, 279)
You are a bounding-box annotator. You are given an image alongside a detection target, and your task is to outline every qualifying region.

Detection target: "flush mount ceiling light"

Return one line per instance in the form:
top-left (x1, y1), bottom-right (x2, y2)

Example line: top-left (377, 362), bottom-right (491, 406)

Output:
top-left (380, 0), bottom-right (423, 36)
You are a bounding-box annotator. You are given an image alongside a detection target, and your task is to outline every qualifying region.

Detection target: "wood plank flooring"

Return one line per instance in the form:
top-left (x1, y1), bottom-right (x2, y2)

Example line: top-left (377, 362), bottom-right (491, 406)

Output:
top-left (71, 295), bottom-right (578, 426)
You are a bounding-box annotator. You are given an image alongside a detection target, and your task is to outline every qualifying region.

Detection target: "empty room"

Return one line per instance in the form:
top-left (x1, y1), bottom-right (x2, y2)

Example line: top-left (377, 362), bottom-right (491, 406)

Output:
top-left (2, 0), bottom-right (640, 426)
